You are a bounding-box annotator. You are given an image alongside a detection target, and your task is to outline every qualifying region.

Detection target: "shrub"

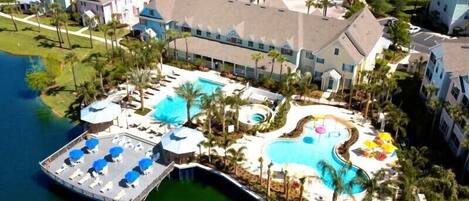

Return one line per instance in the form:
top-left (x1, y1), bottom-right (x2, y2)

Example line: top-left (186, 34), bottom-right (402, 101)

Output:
top-left (26, 71), bottom-right (53, 93)
top-left (260, 99), bottom-right (290, 132)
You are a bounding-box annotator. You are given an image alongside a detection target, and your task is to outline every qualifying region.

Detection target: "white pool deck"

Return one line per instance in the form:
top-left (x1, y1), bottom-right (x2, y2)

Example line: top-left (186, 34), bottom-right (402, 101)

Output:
top-left (226, 103), bottom-right (398, 201)
top-left (102, 64), bottom-right (397, 201)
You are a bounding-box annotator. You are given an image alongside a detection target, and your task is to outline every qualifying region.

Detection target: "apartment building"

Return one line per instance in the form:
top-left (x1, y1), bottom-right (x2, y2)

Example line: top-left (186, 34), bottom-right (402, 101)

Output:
top-left (428, 0), bottom-right (469, 34)
top-left (76, 0), bottom-right (147, 26)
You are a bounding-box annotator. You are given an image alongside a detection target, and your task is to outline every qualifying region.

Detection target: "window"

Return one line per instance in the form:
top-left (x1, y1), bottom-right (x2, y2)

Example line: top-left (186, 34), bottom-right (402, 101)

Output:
top-left (334, 48), bottom-right (339, 55)
top-left (228, 37), bottom-right (242, 44)
top-left (342, 64), bottom-right (354, 73)
top-left (181, 26), bottom-right (191, 32)
top-left (435, 66), bottom-right (439, 73)
top-left (425, 68), bottom-right (433, 80)
top-left (258, 43), bottom-right (264, 49)
top-left (281, 48), bottom-right (293, 56)
top-left (440, 120), bottom-right (448, 134)
top-left (346, 79), bottom-right (353, 87)
top-left (314, 71), bottom-right (323, 79)
top-left (248, 41), bottom-right (254, 47)
top-left (449, 132), bottom-right (460, 149)
top-left (196, 29), bottom-right (202, 36)
top-left (206, 32), bottom-right (211, 38)
top-left (451, 86), bottom-right (460, 99)
top-left (430, 53), bottom-right (436, 64)
top-left (462, 96), bottom-right (469, 109)
top-left (216, 34), bottom-right (221, 39)
top-left (437, 1), bottom-right (440, 6)
top-left (305, 52), bottom-right (314, 60)
top-left (444, 5), bottom-right (447, 12)
top-left (269, 45), bottom-right (275, 50)
top-left (96, 5), bottom-right (99, 10)
top-left (316, 57), bottom-right (325, 64)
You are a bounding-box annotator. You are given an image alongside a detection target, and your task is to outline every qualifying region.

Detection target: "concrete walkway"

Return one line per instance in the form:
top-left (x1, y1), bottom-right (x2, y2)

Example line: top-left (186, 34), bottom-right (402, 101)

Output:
top-left (76, 26), bottom-right (89, 34)
top-left (23, 14), bottom-right (35, 20)
top-left (0, 11), bottom-right (116, 46)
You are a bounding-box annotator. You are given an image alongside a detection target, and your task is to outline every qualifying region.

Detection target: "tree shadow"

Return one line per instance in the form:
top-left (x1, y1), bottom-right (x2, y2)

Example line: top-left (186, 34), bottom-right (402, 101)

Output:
top-left (64, 93), bottom-right (82, 122)
top-left (0, 27), bottom-right (14, 32)
top-left (33, 35), bottom-right (59, 49)
top-left (45, 85), bottom-right (66, 96)
top-left (32, 171), bottom-right (93, 201)
top-left (22, 26), bottom-right (34, 31)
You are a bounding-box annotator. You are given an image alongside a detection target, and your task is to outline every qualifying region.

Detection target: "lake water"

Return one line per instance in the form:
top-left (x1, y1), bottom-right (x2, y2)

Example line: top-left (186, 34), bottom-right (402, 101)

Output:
top-left (0, 51), bottom-right (230, 201)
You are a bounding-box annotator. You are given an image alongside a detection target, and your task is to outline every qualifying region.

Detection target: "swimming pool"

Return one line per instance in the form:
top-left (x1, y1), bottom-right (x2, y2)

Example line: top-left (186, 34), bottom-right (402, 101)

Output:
top-left (265, 119), bottom-right (364, 193)
top-left (152, 78), bottom-right (224, 125)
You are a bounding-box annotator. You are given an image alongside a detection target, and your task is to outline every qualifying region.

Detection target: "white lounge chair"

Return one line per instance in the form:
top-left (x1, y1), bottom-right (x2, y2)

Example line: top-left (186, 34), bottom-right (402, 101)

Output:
top-left (134, 143), bottom-right (143, 151)
top-left (145, 149), bottom-right (153, 158)
top-left (55, 164), bottom-right (68, 174)
top-left (114, 189), bottom-right (126, 200)
top-left (78, 173), bottom-right (91, 185)
top-left (112, 135), bottom-right (120, 144)
top-left (68, 169), bottom-right (83, 180)
top-left (89, 178), bottom-right (102, 189)
top-left (100, 182), bottom-right (113, 193)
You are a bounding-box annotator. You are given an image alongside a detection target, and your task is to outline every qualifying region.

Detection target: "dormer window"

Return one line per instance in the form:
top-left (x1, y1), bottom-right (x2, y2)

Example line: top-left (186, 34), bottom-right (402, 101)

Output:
top-left (281, 48), bottom-right (292, 56)
top-left (196, 29), bottom-right (202, 35)
top-left (181, 26), bottom-right (191, 32)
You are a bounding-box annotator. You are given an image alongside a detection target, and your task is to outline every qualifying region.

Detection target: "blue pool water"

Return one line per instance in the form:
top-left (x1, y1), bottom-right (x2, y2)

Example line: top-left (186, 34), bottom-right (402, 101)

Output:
top-left (250, 113), bottom-right (266, 123)
top-left (266, 122), bottom-right (364, 193)
top-left (152, 79), bottom-right (223, 125)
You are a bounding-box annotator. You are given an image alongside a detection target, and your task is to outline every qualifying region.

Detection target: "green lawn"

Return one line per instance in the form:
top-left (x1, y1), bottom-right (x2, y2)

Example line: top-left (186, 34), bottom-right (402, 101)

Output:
top-left (0, 16), bottom-right (105, 117)
top-left (91, 27), bottom-right (129, 39)
top-left (32, 16), bottom-right (84, 32)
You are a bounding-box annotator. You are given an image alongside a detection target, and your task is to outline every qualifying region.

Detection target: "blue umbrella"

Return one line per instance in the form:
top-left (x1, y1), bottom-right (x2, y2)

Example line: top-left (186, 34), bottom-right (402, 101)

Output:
top-left (69, 149), bottom-right (84, 161)
top-left (93, 159), bottom-right (108, 172)
top-left (86, 138), bottom-right (99, 150)
top-left (109, 146), bottom-right (124, 158)
top-left (138, 158), bottom-right (153, 171)
top-left (125, 170), bottom-right (140, 184)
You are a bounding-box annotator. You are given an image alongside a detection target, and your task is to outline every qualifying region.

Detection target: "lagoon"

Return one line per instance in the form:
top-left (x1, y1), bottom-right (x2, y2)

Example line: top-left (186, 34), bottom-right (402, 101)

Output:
top-left (0, 51), bottom-right (230, 201)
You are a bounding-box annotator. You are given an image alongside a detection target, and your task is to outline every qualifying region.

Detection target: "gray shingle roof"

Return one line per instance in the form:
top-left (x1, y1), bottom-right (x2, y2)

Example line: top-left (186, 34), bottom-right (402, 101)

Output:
top-left (440, 37), bottom-right (469, 77)
top-left (146, 0), bottom-right (382, 58)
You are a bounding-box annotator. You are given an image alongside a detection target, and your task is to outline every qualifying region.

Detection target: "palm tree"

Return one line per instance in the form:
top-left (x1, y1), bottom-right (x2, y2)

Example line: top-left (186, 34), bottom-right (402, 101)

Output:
top-left (298, 72), bottom-right (312, 100)
top-left (109, 14), bottom-right (119, 48)
top-left (425, 84), bottom-right (438, 100)
top-left (318, 160), bottom-right (365, 201)
top-left (319, 0), bottom-right (330, 17)
top-left (181, 31), bottom-right (191, 62)
top-left (166, 29), bottom-right (180, 59)
top-left (49, 3), bottom-right (63, 48)
top-left (214, 89), bottom-right (227, 134)
top-left (389, 108), bottom-right (409, 140)
top-left (77, 80), bottom-right (98, 106)
top-left (305, 0), bottom-right (315, 14)
top-left (283, 169), bottom-right (290, 201)
top-left (357, 169), bottom-right (395, 201)
top-left (428, 98), bottom-right (445, 136)
top-left (277, 55), bottom-right (288, 83)
top-left (175, 82), bottom-right (203, 123)
top-left (250, 53), bottom-right (264, 82)
top-left (227, 146), bottom-right (246, 175)
top-left (446, 104), bottom-right (466, 140)
top-left (3, 5), bottom-right (18, 32)
top-left (84, 16), bottom-right (94, 48)
top-left (227, 92), bottom-right (244, 131)
top-left (258, 156), bottom-right (264, 185)
top-left (220, 135), bottom-right (234, 166)
top-left (99, 23), bottom-right (110, 51)
top-left (201, 94), bottom-right (215, 136)
top-left (267, 49), bottom-right (280, 79)
top-left (64, 52), bottom-right (79, 91)
top-left (59, 12), bottom-right (72, 49)
top-left (86, 53), bottom-right (107, 94)
top-left (266, 162), bottom-right (273, 197)
top-left (30, 3), bottom-right (41, 32)
top-left (128, 68), bottom-right (151, 111)
top-left (202, 134), bottom-right (216, 163)
top-left (299, 177), bottom-right (306, 201)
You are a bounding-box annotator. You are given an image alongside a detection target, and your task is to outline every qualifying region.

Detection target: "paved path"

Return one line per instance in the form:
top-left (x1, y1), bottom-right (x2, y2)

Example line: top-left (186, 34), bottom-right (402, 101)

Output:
top-left (23, 14), bottom-right (35, 20)
top-left (76, 26), bottom-right (89, 34)
top-left (0, 11), bottom-right (117, 46)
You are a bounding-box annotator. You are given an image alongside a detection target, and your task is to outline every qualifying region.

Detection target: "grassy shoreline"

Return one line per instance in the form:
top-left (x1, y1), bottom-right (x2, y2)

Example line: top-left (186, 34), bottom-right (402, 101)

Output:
top-left (0, 16), bottom-right (106, 118)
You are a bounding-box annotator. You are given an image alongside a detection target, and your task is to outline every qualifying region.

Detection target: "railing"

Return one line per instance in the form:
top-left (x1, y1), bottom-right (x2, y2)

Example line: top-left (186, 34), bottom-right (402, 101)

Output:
top-left (39, 131), bottom-right (88, 167)
top-left (134, 162), bottom-right (175, 201)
